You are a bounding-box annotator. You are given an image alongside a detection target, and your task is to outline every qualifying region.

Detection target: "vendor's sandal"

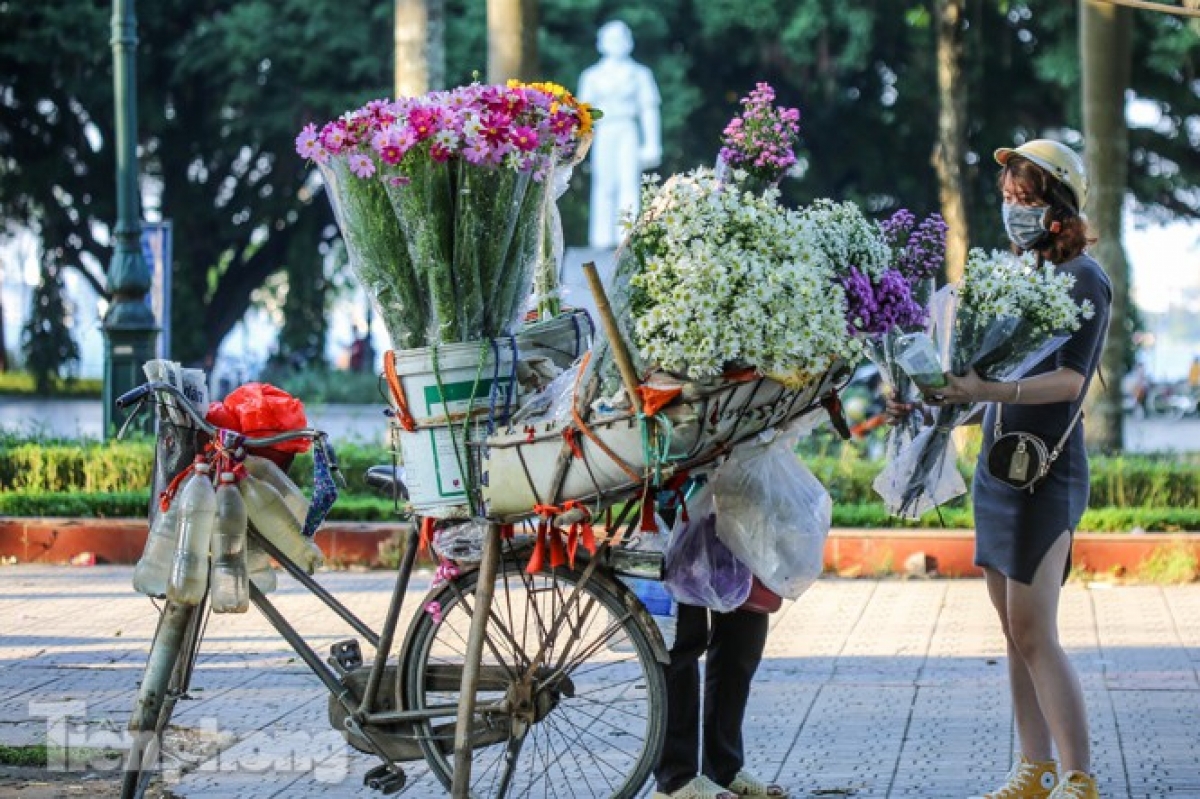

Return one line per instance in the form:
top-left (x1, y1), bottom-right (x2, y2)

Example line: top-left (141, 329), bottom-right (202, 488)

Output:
top-left (728, 769), bottom-right (789, 798)
top-left (651, 775), bottom-right (738, 799)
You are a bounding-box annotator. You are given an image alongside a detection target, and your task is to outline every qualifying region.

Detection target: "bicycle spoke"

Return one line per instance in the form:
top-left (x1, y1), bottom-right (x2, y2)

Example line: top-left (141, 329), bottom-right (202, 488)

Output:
top-left (406, 560), bottom-right (665, 798)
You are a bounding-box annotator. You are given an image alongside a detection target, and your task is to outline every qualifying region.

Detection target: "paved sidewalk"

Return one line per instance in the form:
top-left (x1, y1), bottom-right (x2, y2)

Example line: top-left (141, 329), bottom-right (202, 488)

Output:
top-left (1, 565), bottom-right (1198, 798)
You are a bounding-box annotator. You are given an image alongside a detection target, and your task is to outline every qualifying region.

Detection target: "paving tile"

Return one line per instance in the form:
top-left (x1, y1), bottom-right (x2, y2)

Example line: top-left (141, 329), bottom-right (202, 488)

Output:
top-left (3, 566), bottom-right (1200, 797)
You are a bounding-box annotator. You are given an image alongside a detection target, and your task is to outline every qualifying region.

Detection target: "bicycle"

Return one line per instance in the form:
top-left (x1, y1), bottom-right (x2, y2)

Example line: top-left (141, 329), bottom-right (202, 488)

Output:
top-left (116, 380), bottom-right (671, 799)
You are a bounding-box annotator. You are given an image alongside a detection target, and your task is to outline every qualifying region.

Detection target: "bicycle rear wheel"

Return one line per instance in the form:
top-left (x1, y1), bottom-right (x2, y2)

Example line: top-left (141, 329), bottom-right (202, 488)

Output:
top-left (399, 557), bottom-right (667, 798)
top-left (120, 598), bottom-right (207, 799)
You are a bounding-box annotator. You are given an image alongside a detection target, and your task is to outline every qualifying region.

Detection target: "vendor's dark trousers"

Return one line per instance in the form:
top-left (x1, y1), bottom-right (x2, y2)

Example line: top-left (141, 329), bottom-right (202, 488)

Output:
top-left (654, 603), bottom-right (770, 794)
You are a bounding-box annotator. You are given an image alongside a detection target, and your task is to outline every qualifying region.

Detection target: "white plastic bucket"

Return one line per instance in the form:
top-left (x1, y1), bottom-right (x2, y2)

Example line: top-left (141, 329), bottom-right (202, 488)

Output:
top-left (389, 313), bottom-right (592, 515)
top-left (391, 339), bottom-right (517, 514)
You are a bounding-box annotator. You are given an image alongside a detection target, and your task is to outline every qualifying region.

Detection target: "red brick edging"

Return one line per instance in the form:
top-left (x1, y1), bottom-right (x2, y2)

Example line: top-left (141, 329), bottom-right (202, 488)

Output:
top-left (2, 517), bottom-right (1196, 577)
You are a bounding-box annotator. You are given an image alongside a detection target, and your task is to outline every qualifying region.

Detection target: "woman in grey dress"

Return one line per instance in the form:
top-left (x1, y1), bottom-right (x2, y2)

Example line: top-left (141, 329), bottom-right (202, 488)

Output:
top-left (891, 140), bottom-right (1111, 799)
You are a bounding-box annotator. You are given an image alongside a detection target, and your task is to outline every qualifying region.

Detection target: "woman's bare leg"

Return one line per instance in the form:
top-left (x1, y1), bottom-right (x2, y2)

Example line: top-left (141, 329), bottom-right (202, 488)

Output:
top-left (983, 567), bottom-right (1054, 761)
top-left (1005, 532), bottom-right (1090, 773)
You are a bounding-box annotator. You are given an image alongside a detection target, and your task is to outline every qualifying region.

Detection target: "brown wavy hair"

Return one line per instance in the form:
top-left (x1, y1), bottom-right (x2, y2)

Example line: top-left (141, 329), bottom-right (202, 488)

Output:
top-left (998, 155), bottom-right (1095, 265)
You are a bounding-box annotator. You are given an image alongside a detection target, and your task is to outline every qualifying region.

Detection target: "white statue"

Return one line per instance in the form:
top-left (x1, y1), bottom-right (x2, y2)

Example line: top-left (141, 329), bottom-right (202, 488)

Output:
top-left (577, 21), bottom-right (662, 249)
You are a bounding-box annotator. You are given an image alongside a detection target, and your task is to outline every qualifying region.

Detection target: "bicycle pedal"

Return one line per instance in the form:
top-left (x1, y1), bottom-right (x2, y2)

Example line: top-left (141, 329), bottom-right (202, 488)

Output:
top-left (329, 639), bottom-right (363, 673)
top-left (364, 763), bottom-right (406, 794)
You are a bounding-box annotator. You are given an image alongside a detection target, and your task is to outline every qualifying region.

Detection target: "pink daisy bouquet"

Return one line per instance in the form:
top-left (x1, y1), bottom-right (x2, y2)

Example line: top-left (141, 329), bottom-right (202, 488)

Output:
top-left (716, 82), bottom-right (801, 192)
top-left (297, 81), bottom-right (595, 348)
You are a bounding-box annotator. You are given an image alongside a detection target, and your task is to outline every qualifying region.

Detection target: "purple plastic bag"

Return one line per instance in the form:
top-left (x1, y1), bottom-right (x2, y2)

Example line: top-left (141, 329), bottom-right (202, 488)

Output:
top-left (664, 484), bottom-right (753, 612)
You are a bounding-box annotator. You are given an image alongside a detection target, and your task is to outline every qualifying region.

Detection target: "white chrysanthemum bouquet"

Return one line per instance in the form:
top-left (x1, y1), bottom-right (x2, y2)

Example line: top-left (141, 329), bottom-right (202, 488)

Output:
top-left (614, 169), bottom-right (859, 383)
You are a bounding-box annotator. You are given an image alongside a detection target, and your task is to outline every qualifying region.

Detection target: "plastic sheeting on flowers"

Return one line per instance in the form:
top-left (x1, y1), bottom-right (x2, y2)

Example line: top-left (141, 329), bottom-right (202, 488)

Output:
top-left (876, 268), bottom-right (1079, 519)
top-left (664, 484), bottom-right (753, 613)
top-left (872, 424), bottom-right (968, 520)
top-left (712, 429), bottom-right (831, 600)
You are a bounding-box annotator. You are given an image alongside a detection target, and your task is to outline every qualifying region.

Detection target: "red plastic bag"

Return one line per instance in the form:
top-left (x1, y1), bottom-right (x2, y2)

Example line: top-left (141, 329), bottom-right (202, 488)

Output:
top-left (207, 382), bottom-right (310, 469)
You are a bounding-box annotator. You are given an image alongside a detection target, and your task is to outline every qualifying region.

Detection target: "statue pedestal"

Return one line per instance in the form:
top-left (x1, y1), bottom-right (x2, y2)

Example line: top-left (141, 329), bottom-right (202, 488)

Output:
top-left (559, 246), bottom-right (618, 322)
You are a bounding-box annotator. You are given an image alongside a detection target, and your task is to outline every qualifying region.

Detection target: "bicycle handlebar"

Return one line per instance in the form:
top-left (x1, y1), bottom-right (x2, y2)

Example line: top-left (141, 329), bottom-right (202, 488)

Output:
top-left (118, 381), bottom-right (328, 448)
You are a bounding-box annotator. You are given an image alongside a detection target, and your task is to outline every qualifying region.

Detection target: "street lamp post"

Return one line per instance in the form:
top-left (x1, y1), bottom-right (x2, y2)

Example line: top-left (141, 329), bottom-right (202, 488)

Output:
top-left (104, 0), bottom-right (158, 437)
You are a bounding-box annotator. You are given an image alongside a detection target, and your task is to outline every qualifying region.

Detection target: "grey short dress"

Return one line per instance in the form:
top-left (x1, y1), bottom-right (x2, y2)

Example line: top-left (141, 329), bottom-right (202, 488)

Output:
top-left (973, 254), bottom-right (1113, 585)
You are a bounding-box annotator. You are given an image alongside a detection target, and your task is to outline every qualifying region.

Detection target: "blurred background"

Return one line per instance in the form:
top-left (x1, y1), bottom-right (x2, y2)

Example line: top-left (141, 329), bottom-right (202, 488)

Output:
top-left (1, 1), bottom-right (1197, 445)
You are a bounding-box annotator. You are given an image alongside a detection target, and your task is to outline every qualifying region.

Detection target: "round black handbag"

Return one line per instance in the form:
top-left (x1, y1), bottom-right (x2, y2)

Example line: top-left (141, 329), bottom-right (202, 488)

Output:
top-left (986, 404), bottom-right (1082, 493)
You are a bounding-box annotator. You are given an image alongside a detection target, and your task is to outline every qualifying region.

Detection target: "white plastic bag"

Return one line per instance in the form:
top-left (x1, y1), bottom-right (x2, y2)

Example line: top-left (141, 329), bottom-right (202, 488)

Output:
top-left (664, 484), bottom-right (753, 613)
top-left (712, 430), bottom-right (832, 600)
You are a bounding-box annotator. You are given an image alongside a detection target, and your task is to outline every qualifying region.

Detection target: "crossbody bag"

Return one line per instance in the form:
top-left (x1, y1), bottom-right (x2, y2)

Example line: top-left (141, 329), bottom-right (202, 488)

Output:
top-left (986, 402), bottom-right (1084, 492)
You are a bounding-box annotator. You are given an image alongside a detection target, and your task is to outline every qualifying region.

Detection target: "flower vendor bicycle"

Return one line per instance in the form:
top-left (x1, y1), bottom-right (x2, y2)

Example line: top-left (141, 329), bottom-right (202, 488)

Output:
top-left (116, 380), bottom-right (671, 799)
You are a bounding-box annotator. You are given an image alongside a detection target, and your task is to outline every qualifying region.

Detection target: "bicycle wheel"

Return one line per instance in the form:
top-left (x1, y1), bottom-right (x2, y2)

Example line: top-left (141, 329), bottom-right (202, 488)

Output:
top-left (399, 557), bottom-right (667, 798)
top-left (120, 598), bottom-right (207, 799)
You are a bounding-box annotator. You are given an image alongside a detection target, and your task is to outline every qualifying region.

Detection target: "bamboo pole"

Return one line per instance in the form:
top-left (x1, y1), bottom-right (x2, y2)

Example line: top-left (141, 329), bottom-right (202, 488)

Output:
top-left (581, 262), bottom-right (642, 415)
top-left (450, 521), bottom-right (503, 796)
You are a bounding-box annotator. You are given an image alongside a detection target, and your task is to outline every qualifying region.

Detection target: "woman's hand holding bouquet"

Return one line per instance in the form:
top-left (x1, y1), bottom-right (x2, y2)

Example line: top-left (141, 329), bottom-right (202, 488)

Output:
top-left (874, 248), bottom-right (1093, 520)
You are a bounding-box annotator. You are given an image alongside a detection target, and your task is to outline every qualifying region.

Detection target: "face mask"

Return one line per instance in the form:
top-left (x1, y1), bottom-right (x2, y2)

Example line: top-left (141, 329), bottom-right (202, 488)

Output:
top-left (1002, 203), bottom-right (1051, 250)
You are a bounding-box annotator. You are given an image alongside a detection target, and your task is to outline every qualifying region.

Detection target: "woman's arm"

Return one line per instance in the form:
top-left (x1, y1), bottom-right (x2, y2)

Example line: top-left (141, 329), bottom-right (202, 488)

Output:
top-left (929, 366), bottom-right (1086, 407)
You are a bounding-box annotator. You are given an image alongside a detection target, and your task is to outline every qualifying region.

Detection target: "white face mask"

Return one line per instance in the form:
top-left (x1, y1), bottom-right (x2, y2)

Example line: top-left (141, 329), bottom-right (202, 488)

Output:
top-left (1002, 203), bottom-right (1051, 250)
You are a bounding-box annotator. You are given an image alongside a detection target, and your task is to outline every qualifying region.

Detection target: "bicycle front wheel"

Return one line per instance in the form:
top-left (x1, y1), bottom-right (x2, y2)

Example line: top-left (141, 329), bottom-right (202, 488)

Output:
top-left (120, 598), bottom-right (207, 799)
top-left (399, 557), bottom-right (667, 798)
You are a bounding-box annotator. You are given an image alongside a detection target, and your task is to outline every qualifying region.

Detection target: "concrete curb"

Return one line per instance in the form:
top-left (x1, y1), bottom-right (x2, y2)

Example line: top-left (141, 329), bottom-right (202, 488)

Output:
top-left (2, 517), bottom-right (1197, 576)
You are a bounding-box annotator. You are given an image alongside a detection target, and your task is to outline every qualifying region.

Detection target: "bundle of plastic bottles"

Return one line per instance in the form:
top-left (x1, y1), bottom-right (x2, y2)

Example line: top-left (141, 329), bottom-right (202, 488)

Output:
top-left (131, 450), bottom-right (323, 611)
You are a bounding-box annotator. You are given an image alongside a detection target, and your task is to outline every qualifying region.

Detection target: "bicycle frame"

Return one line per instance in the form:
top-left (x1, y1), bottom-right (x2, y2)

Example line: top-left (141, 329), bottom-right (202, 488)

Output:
top-left (119, 379), bottom-right (670, 797)
top-left (239, 496), bottom-right (654, 765)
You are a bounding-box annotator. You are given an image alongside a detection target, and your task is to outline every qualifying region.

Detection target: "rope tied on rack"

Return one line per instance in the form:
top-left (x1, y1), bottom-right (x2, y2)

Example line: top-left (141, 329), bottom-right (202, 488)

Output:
top-left (566, 352), bottom-right (643, 483)
top-left (559, 499), bottom-right (595, 568)
top-left (526, 503), bottom-right (561, 574)
top-left (382, 350), bottom-right (417, 432)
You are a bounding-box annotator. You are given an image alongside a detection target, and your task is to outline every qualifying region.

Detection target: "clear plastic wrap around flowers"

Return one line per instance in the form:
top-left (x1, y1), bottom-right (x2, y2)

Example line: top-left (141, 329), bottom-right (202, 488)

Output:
top-left (532, 160), bottom-right (580, 320)
top-left (318, 157), bottom-right (429, 349)
top-left (712, 429), bottom-right (831, 600)
top-left (876, 251), bottom-right (1091, 519)
top-left (664, 484), bottom-right (753, 613)
top-left (298, 82), bottom-right (595, 348)
top-left (863, 332), bottom-right (924, 463)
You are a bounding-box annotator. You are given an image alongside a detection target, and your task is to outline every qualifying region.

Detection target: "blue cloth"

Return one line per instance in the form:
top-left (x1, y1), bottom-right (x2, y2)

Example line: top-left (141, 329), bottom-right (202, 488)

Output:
top-left (302, 439), bottom-right (338, 538)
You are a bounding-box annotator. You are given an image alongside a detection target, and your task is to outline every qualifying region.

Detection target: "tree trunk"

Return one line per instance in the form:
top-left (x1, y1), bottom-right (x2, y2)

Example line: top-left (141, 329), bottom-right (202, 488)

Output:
top-left (487, 0), bottom-right (538, 83)
top-left (395, 0), bottom-right (445, 97)
top-left (933, 0), bottom-right (970, 282)
top-left (1081, 0), bottom-right (1132, 453)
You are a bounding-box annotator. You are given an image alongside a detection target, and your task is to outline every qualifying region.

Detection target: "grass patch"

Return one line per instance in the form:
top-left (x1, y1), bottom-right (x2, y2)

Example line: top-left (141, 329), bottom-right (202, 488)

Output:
top-left (1135, 542), bottom-right (1199, 584)
top-left (0, 743), bottom-right (124, 769)
top-left (0, 744), bottom-right (48, 767)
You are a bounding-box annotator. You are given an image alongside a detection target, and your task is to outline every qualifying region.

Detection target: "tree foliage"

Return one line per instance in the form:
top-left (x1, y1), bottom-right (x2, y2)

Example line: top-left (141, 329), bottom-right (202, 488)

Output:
top-left (1, 1), bottom-right (1197, 372)
top-left (0, 0), bottom-right (393, 368)
top-left (20, 263), bottom-right (80, 393)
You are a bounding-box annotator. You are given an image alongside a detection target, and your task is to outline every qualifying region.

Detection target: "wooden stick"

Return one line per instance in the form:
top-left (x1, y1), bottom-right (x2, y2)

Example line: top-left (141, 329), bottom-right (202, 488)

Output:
top-left (581, 262), bottom-right (643, 415)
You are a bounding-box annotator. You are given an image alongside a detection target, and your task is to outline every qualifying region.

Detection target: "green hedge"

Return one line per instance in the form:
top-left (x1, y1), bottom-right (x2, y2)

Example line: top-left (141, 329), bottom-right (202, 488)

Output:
top-left (5, 490), bottom-right (1200, 533)
top-left (0, 372), bottom-right (103, 398)
top-left (5, 435), bottom-right (1200, 524)
top-left (0, 438), bottom-right (390, 496)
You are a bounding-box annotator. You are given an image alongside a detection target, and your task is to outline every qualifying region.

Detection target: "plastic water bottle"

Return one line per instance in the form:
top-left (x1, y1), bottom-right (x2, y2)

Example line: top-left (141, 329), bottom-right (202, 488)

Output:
top-left (209, 472), bottom-right (249, 613)
top-left (242, 453), bottom-right (310, 524)
top-left (167, 463), bottom-right (217, 605)
top-left (132, 483), bottom-right (188, 597)
top-left (246, 541), bottom-right (277, 594)
top-left (239, 474), bottom-right (324, 574)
